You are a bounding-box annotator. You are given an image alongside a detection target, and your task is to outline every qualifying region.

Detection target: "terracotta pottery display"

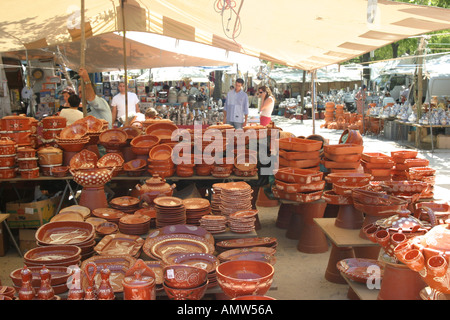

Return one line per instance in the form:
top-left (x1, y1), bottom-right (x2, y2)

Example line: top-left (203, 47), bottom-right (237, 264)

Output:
top-left (135, 174), bottom-right (176, 205)
top-left (216, 260), bottom-right (274, 298)
top-left (394, 223), bottom-right (450, 294)
top-left (0, 137), bottom-right (17, 155)
top-left (163, 264), bottom-right (208, 289)
top-left (130, 134), bottom-right (160, 155)
top-left (163, 280), bottom-right (209, 300)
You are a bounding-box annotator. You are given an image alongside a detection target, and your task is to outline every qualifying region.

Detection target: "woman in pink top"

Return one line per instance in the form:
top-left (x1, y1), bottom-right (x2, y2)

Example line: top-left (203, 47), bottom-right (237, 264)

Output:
top-left (258, 86), bottom-right (275, 126)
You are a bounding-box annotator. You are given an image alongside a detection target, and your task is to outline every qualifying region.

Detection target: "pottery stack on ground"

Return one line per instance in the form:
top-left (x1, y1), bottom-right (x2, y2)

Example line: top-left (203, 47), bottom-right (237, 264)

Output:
top-left (361, 152), bottom-right (394, 181)
top-left (407, 166), bottom-right (436, 200)
top-left (200, 215), bottom-right (227, 234)
top-left (323, 144), bottom-right (364, 173)
top-left (218, 182), bottom-right (253, 219)
top-left (324, 102), bottom-right (336, 127)
top-left (390, 150), bottom-right (418, 181)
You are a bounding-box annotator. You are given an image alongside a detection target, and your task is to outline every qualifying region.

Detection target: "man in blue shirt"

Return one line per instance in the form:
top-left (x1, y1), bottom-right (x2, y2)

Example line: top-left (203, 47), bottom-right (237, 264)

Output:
top-left (223, 78), bottom-right (249, 129)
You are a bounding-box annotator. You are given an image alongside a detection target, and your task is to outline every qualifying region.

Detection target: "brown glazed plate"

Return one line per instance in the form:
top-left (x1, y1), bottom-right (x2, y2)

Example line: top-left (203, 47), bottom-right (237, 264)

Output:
top-left (215, 237), bottom-right (278, 250)
top-left (336, 258), bottom-right (384, 283)
top-left (94, 233), bottom-right (144, 257)
top-left (35, 221), bottom-right (95, 246)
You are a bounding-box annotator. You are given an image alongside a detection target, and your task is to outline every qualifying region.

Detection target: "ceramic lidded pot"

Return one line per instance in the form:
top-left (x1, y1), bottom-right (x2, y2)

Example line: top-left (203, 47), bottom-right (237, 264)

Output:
top-left (122, 271), bottom-right (156, 300)
top-left (396, 223), bottom-right (450, 294)
top-left (0, 137), bottom-right (17, 155)
top-left (135, 174), bottom-right (176, 205)
top-left (37, 146), bottom-right (63, 166)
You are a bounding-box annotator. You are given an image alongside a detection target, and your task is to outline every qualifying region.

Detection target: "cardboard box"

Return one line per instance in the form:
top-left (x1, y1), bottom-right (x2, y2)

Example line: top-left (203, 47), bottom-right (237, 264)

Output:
top-left (19, 228), bottom-right (38, 253)
top-left (6, 196), bottom-right (61, 229)
top-left (437, 134), bottom-right (450, 149)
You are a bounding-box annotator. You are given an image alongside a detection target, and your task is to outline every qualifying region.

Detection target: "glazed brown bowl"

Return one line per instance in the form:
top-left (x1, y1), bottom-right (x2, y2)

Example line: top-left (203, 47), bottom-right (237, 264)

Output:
top-left (130, 134), bottom-right (160, 155)
top-left (163, 280), bottom-right (209, 300)
top-left (51, 166), bottom-right (69, 177)
top-left (124, 159), bottom-right (147, 171)
top-left (149, 144), bottom-right (172, 161)
top-left (216, 260), bottom-right (274, 298)
top-left (24, 245), bottom-right (82, 264)
top-left (59, 122), bottom-right (88, 140)
top-left (163, 264), bottom-right (208, 289)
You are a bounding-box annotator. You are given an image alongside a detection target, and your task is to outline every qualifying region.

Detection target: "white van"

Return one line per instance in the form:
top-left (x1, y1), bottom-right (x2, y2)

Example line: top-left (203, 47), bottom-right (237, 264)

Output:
top-left (406, 74), bottom-right (450, 105)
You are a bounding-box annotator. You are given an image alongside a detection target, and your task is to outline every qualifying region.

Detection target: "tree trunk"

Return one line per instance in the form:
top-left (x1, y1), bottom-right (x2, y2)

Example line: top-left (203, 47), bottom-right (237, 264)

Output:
top-left (391, 42), bottom-right (400, 58)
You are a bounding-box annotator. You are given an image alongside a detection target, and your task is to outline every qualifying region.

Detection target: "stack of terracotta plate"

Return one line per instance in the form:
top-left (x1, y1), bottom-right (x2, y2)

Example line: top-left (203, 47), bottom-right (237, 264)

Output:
top-left (199, 215), bottom-right (227, 234)
top-left (407, 166), bottom-right (436, 199)
top-left (109, 196), bottom-right (141, 214)
top-left (154, 196), bottom-right (186, 228)
top-left (218, 182), bottom-right (253, 218)
top-left (278, 137), bottom-right (322, 171)
top-left (182, 198), bottom-right (211, 225)
top-left (228, 209), bottom-right (258, 233)
top-left (323, 144), bottom-right (364, 172)
top-left (134, 206), bottom-right (157, 228)
top-left (391, 150), bottom-right (419, 181)
top-left (92, 207), bottom-right (126, 224)
top-left (215, 237), bottom-right (278, 253)
top-left (211, 183), bottom-right (227, 215)
top-left (59, 205), bottom-right (91, 220)
top-left (361, 152), bottom-right (394, 181)
top-left (118, 214), bottom-right (151, 235)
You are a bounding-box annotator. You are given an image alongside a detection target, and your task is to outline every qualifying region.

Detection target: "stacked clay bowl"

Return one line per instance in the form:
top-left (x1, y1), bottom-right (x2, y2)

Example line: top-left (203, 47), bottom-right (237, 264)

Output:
top-left (211, 183), bottom-right (226, 215)
top-left (73, 115), bottom-right (104, 145)
top-left (379, 180), bottom-right (430, 204)
top-left (278, 137), bottom-right (322, 170)
top-left (361, 152), bottom-right (394, 181)
top-left (34, 221), bottom-right (96, 260)
top-left (272, 167), bottom-right (324, 203)
top-left (123, 158), bottom-right (147, 176)
top-left (99, 128), bottom-right (127, 152)
top-left (324, 101), bottom-right (335, 125)
top-left (323, 144), bottom-right (363, 172)
top-left (325, 172), bottom-right (372, 200)
top-left (211, 156), bottom-right (234, 178)
top-left (148, 144), bottom-right (174, 178)
top-left (109, 196), bottom-right (141, 214)
top-left (145, 122), bottom-right (178, 144)
top-left (16, 146), bottom-right (39, 179)
top-left (9, 266), bottom-right (72, 295)
top-left (408, 166), bottom-right (436, 199)
top-left (390, 150), bottom-right (418, 181)
top-left (23, 245), bottom-right (82, 268)
top-left (130, 134), bottom-right (160, 156)
top-left (162, 264), bottom-right (209, 300)
top-left (233, 151), bottom-right (258, 177)
top-left (182, 198), bottom-right (211, 226)
top-left (200, 215), bottom-right (227, 234)
top-left (97, 153), bottom-right (124, 177)
top-left (154, 196), bottom-right (186, 228)
top-left (216, 260), bottom-right (274, 299)
top-left (228, 209), bottom-right (259, 234)
top-left (118, 213), bottom-right (151, 235)
top-left (55, 122), bottom-right (89, 152)
top-left (0, 137), bottom-right (17, 179)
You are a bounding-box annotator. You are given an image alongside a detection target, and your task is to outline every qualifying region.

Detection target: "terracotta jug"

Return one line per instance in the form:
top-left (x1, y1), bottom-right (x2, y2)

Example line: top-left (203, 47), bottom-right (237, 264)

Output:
top-left (135, 174), bottom-right (176, 204)
top-left (37, 266), bottom-right (54, 300)
top-left (84, 262), bottom-right (98, 300)
top-left (97, 268), bottom-right (115, 300)
top-left (18, 266), bottom-right (35, 300)
top-left (67, 266), bottom-right (85, 300)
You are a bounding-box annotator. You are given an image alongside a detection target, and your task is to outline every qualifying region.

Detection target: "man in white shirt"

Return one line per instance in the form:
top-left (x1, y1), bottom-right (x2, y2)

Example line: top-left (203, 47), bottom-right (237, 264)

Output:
top-left (111, 82), bottom-right (140, 124)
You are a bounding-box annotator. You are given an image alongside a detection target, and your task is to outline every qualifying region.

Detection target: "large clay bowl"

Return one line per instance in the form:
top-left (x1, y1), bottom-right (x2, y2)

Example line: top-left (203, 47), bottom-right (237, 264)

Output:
top-left (99, 128), bottom-right (127, 148)
top-left (121, 125), bottom-right (141, 140)
top-left (145, 122), bottom-right (179, 141)
top-left (74, 115), bottom-right (103, 132)
top-left (124, 159), bottom-right (147, 171)
top-left (149, 144), bottom-right (172, 161)
top-left (216, 260), bottom-right (274, 298)
top-left (130, 134), bottom-right (160, 155)
top-left (70, 167), bottom-right (114, 188)
top-left (163, 264), bottom-right (208, 289)
top-left (163, 280), bottom-right (209, 300)
top-left (59, 122), bottom-right (88, 139)
top-left (35, 221), bottom-right (95, 246)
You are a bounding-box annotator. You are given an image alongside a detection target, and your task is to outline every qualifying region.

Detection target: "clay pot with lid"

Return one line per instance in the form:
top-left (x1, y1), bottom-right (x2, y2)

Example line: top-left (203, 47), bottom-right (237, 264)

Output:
top-left (37, 146), bottom-right (63, 166)
top-left (41, 116), bottom-right (67, 129)
top-left (135, 174), bottom-right (176, 205)
top-left (1, 115), bottom-right (31, 131)
top-left (0, 137), bottom-right (17, 155)
top-left (122, 271), bottom-right (156, 300)
top-left (394, 222), bottom-right (450, 294)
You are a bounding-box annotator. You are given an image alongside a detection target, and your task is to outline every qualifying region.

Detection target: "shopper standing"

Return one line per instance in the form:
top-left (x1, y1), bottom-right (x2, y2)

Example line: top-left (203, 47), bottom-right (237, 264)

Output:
top-left (111, 82), bottom-right (140, 125)
top-left (223, 78), bottom-right (249, 129)
top-left (355, 85), bottom-right (367, 114)
top-left (258, 85), bottom-right (275, 126)
top-left (59, 94), bottom-right (84, 125)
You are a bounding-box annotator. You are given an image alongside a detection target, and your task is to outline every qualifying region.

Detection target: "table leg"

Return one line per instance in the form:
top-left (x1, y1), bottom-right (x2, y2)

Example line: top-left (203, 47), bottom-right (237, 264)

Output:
top-left (325, 243), bottom-right (355, 284)
top-left (3, 221), bottom-right (23, 257)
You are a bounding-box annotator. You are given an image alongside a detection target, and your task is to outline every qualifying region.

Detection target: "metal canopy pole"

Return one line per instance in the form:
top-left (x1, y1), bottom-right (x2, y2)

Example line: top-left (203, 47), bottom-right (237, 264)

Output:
top-left (80, 0), bottom-right (87, 117)
top-left (311, 70), bottom-right (317, 135)
top-left (121, 0), bottom-right (129, 125)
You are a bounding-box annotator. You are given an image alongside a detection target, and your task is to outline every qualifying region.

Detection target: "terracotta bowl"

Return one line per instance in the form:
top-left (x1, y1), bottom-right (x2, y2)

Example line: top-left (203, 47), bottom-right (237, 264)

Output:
top-left (195, 165), bottom-right (212, 176)
top-left (35, 221), bottom-right (95, 246)
top-left (99, 128), bottom-right (127, 148)
top-left (163, 264), bottom-right (209, 289)
top-left (145, 122), bottom-right (179, 141)
top-left (51, 166), bottom-right (69, 177)
top-left (59, 122), bottom-right (88, 140)
top-left (130, 135), bottom-right (160, 155)
top-left (24, 245), bottom-right (82, 264)
top-left (216, 260), bottom-right (274, 298)
top-left (124, 159), bottom-right (147, 171)
top-left (121, 125), bottom-right (142, 140)
top-left (163, 280), bottom-right (209, 300)
top-left (95, 221), bottom-right (119, 235)
top-left (149, 144), bottom-right (173, 161)
top-left (73, 115), bottom-right (103, 132)
top-left (69, 149), bottom-right (98, 170)
top-left (97, 153), bottom-right (124, 168)
top-left (70, 167), bottom-right (115, 187)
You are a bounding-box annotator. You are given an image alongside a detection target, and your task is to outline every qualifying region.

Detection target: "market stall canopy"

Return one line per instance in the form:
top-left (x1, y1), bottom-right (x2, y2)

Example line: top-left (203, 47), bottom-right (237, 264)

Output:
top-left (0, 0), bottom-right (449, 71)
top-left (2, 32), bottom-right (233, 72)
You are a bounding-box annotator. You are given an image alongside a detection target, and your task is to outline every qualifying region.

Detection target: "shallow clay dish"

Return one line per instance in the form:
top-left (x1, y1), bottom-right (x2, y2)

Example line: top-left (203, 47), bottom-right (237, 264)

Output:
top-left (59, 122), bottom-right (88, 140)
top-left (145, 122), bottom-right (178, 141)
top-left (94, 233), bottom-right (144, 257)
top-left (274, 167), bottom-right (323, 184)
top-left (278, 137), bottom-right (322, 152)
top-left (323, 144), bottom-right (364, 155)
top-left (336, 258), bottom-right (384, 283)
top-left (50, 211), bottom-right (85, 222)
top-left (35, 221), bottom-right (95, 246)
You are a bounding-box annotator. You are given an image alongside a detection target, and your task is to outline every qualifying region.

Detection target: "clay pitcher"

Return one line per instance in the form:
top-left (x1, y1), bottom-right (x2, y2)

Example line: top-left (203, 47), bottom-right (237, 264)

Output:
top-left (97, 268), bottom-right (115, 300)
top-left (37, 266), bottom-right (54, 300)
top-left (67, 266), bottom-right (85, 300)
top-left (18, 266), bottom-right (35, 300)
top-left (84, 262), bottom-right (98, 300)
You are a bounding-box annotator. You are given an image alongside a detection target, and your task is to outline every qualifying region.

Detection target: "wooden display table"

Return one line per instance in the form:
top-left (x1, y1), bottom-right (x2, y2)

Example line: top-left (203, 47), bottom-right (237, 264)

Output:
top-left (340, 273), bottom-right (379, 300)
top-left (314, 218), bottom-right (379, 284)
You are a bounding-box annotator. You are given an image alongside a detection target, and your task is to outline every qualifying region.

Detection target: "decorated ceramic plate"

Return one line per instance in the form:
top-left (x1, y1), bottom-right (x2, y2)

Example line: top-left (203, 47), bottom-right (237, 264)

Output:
top-left (94, 233), bottom-right (144, 257)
